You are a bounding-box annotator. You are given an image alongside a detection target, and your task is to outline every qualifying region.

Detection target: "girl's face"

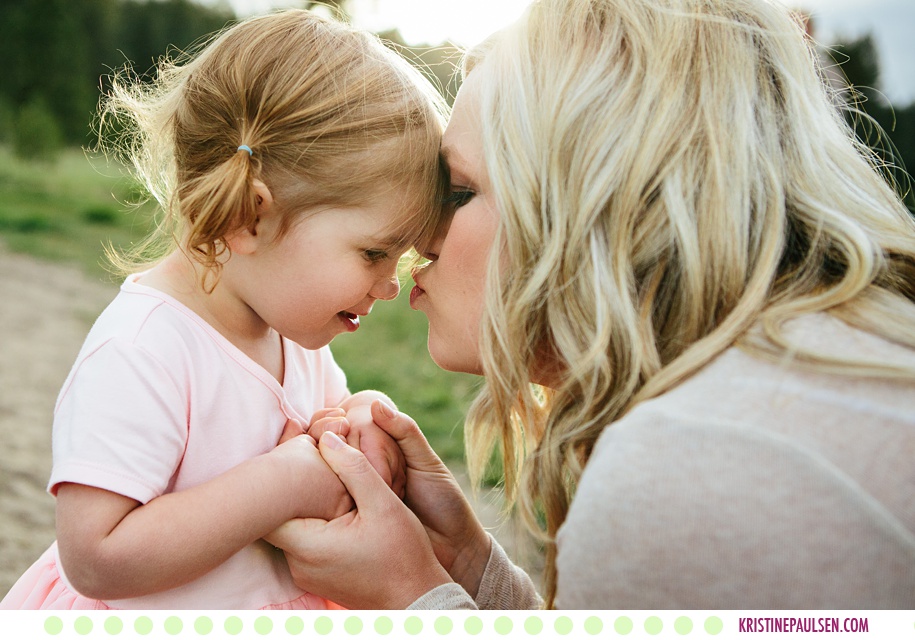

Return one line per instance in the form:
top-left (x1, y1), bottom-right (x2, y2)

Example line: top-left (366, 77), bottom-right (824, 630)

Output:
top-left (410, 73), bottom-right (499, 375)
top-left (226, 195), bottom-right (410, 350)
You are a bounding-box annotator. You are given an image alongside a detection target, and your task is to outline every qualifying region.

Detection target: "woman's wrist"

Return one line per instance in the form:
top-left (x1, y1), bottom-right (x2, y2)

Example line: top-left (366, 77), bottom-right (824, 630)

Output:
top-left (446, 528), bottom-right (492, 600)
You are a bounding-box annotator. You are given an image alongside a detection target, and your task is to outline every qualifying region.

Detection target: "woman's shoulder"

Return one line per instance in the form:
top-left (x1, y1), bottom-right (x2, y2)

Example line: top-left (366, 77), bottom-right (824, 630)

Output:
top-left (554, 315), bottom-right (915, 608)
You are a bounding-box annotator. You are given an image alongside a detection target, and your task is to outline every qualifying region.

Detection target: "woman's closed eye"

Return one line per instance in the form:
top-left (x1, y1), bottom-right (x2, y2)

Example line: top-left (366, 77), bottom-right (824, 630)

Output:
top-left (443, 189), bottom-right (475, 209)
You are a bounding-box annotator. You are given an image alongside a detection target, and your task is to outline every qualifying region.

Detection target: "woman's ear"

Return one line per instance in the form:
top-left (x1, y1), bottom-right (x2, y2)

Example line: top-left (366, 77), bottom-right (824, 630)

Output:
top-left (225, 179), bottom-right (275, 255)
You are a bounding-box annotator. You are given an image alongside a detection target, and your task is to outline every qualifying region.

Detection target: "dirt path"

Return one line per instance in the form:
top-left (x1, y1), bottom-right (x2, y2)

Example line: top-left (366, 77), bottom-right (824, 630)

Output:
top-left (0, 244), bottom-right (539, 600)
top-left (0, 245), bottom-right (118, 596)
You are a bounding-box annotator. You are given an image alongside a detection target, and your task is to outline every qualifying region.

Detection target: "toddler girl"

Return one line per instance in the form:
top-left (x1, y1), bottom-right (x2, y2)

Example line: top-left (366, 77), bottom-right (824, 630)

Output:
top-left (1, 9), bottom-right (446, 609)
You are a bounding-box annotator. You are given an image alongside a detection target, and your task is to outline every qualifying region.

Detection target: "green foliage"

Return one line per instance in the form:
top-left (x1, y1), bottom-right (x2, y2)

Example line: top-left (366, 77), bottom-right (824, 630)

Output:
top-left (0, 145), bottom-right (155, 274)
top-left (13, 99), bottom-right (64, 161)
top-left (0, 99), bottom-right (15, 145)
top-left (0, 0), bottom-right (235, 147)
top-left (379, 29), bottom-right (463, 105)
top-left (830, 34), bottom-right (915, 213)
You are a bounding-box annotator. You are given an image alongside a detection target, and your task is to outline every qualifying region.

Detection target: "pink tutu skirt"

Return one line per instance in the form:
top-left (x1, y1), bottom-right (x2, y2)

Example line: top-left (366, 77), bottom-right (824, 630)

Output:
top-left (1, 542), bottom-right (343, 610)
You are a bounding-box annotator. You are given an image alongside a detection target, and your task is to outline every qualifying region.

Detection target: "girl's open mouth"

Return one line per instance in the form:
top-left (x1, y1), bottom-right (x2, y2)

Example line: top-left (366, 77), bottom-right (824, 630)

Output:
top-left (337, 311), bottom-right (360, 332)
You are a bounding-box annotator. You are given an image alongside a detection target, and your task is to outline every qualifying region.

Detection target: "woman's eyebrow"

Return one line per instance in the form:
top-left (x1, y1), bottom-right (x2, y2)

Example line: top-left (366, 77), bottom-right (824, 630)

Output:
top-left (440, 145), bottom-right (468, 176)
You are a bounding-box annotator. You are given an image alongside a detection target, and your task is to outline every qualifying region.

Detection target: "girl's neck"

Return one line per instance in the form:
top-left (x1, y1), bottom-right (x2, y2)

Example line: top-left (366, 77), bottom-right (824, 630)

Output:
top-left (138, 251), bottom-right (285, 384)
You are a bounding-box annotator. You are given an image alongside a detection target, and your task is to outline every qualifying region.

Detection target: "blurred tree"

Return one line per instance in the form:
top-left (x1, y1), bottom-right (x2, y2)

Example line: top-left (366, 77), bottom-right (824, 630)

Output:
top-left (0, 0), bottom-right (94, 143)
top-left (378, 29), bottom-right (463, 105)
top-left (302, 0), bottom-right (351, 20)
top-left (13, 97), bottom-right (64, 160)
top-left (111, 0), bottom-right (235, 78)
top-left (830, 34), bottom-right (915, 212)
top-left (0, 0), bottom-right (235, 147)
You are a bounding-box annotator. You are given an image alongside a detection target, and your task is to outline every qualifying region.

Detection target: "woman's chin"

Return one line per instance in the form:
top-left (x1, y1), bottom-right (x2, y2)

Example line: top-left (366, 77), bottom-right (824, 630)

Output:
top-left (427, 340), bottom-right (484, 376)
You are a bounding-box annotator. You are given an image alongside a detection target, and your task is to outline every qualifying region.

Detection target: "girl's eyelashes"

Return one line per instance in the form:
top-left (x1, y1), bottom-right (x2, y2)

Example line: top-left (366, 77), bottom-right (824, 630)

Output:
top-left (363, 249), bottom-right (391, 263)
top-left (443, 188), bottom-right (475, 209)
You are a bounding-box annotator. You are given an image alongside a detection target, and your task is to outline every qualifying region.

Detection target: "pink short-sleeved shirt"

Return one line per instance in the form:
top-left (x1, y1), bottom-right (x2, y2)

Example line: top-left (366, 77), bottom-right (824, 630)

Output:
top-left (47, 274), bottom-right (349, 609)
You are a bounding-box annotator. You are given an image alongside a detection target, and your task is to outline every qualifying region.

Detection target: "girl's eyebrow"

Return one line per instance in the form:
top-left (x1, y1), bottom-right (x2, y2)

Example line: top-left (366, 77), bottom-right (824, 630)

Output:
top-left (369, 230), bottom-right (412, 249)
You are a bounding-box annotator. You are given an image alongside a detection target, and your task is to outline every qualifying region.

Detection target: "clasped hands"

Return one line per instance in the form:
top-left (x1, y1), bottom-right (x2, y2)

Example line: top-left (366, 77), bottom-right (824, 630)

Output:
top-left (267, 399), bottom-right (492, 609)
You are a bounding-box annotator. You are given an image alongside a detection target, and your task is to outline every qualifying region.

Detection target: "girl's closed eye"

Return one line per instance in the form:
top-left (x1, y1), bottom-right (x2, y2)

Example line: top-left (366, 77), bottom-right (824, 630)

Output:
top-left (363, 249), bottom-right (391, 263)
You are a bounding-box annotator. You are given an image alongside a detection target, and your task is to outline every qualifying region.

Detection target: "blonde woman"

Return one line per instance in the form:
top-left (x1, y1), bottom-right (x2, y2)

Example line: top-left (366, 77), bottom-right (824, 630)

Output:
top-left (270, 0), bottom-right (915, 608)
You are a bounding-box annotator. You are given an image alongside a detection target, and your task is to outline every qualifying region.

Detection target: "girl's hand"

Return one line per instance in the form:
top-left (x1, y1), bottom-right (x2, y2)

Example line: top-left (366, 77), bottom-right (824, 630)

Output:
top-left (339, 404), bottom-right (407, 499)
top-left (276, 418), bottom-right (316, 446)
top-left (268, 434), bottom-right (353, 521)
top-left (265, 429), bottom-right (452, 609)
top-left (307, 407), bottom-right (406, 499)
top-left (269, 401), bottom-right (491, 605)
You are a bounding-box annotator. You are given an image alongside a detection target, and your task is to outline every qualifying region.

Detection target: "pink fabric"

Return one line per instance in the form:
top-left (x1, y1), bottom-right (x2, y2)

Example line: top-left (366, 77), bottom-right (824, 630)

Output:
top-left (3, 275), bottom-right (349, 609)
top-left (1, 544), bottom-right (111, 610)
top-left (1, 544), bottom-right (345, 610)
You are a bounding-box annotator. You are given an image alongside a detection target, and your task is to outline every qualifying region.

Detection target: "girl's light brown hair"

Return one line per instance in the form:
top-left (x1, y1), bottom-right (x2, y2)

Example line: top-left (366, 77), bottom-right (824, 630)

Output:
top-left (101, 9), bottom-right (447, 281)
top-left (463, 0), bottom-right (915, 607)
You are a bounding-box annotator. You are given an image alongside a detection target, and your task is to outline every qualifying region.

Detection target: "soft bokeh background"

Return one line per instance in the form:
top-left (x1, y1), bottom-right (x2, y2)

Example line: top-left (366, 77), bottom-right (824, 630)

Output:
top-left (0, 0), bottom-right (912, 597)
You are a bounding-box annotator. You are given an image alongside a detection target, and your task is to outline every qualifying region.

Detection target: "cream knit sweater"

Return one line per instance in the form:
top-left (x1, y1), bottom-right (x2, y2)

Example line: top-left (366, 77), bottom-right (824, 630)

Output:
top-left (410, 314), bottom-right (915, 609)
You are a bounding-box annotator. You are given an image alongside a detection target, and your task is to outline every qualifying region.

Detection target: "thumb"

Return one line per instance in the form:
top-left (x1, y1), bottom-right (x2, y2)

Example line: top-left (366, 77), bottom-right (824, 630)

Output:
top-left (264, 517), bottom-right (325, 550)
top-left (370, 400), bottom-right (444, 471)
top-left (318, 431), bottom-right (393, 514)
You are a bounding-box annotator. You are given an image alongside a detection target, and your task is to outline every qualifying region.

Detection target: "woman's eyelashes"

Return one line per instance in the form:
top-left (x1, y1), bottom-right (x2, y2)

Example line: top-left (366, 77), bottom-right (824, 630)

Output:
top-left (444, 188), bottom-right (475, 209)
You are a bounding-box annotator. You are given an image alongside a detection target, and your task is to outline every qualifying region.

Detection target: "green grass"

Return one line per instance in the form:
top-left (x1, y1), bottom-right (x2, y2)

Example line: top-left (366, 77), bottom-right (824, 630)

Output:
top-left (0, 144), bottom-right (476, 464)
top-left (0, 145), bottom-right (156, 279)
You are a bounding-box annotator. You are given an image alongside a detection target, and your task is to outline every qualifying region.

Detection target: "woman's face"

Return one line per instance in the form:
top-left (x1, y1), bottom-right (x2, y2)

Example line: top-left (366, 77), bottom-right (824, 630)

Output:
top-left (409, 72), bottom-right (499, 375)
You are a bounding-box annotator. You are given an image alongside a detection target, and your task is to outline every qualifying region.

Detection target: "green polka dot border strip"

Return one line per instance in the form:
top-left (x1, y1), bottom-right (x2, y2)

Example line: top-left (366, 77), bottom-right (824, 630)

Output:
top-left (1, 610), bottom-right (901, 639)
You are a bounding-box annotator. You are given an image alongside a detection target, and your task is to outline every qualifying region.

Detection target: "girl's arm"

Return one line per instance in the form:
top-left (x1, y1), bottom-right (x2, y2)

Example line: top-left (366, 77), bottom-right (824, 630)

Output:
top-left (56, 433), bottom-right (352, 601)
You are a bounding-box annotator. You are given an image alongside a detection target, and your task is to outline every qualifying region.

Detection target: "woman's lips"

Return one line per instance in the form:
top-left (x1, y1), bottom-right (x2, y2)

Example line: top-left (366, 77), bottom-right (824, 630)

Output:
top-left (409, 285), bottom-right (425, 309)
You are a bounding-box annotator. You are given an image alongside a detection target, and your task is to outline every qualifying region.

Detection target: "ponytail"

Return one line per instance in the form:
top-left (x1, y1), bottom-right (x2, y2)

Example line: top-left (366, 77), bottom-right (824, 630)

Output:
top-left (179, 146), bottom-right (260, 279)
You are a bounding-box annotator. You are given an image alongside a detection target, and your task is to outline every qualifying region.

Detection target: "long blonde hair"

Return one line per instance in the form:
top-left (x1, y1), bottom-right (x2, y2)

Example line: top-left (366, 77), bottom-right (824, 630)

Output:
top-left (100, 9), bottom-right (447, 279)
top-left (462, 0), bottom-right (915, 607)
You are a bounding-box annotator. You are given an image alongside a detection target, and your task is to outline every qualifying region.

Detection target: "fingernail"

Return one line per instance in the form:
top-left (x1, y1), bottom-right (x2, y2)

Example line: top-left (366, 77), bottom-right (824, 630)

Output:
top-left (325, 408), bottom-right (346, 417)
top-left (322, 431), bottom-right (345, 449)
top-left (378, 402), bottom-right (395, 418)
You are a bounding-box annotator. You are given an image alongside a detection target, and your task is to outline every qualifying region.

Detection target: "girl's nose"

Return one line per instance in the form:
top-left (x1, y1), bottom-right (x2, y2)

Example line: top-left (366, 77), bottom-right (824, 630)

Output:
top-left (372, 274), bottom-right (400, 301)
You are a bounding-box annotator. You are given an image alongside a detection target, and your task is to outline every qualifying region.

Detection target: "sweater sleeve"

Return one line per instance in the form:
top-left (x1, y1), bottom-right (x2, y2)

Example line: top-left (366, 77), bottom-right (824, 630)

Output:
top-left (408, 535), bottom-right (542, 610)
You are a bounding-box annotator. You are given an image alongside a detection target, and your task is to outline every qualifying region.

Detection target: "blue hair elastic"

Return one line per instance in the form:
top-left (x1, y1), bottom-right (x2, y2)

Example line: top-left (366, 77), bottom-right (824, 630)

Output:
top-left (237, 144), bottom-right (253, 156)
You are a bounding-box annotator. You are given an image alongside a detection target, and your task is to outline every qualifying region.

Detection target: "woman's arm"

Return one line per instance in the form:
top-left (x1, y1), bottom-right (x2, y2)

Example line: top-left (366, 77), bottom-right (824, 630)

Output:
top-left (268, 402), bottom-right (539, 609)
top-left (56, 430), bottom-right (352, 601)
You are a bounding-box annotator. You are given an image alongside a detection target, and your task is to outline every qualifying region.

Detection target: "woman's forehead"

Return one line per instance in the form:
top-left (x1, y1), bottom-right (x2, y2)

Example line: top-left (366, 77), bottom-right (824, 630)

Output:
top-left (442, 74), bottom-right (485, 177)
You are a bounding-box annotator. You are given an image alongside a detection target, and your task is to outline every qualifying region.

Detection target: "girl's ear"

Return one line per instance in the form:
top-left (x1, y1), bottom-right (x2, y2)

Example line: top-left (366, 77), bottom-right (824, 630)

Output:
top-left (225, 180), bottom-right (275, 255)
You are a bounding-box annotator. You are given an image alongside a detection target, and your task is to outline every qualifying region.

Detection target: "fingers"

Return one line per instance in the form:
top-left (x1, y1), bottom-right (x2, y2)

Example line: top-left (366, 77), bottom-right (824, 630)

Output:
top-left (306, 416), bottom-right (350, 441)
top-left (370, 400), bottom-right (445, 470)
top-left (277, 418), bottom-right (306, 445)
top-left (309, 407), bottom-right (346, 424)
top-left (318, 432), bottom-right (397, 516)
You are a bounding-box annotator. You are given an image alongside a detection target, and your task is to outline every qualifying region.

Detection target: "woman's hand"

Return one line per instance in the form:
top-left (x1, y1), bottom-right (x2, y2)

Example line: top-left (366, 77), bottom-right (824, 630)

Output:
top-left (306, 406), bottom-right (407, 499)
top-left (269, 401), bottom-right (492, 605)
top-left (265, 428), bottom-right (452, 609)
top-left (366, 401), bottom-right (492, 598)
top-left (268, 432), bottom-right (353, 521)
